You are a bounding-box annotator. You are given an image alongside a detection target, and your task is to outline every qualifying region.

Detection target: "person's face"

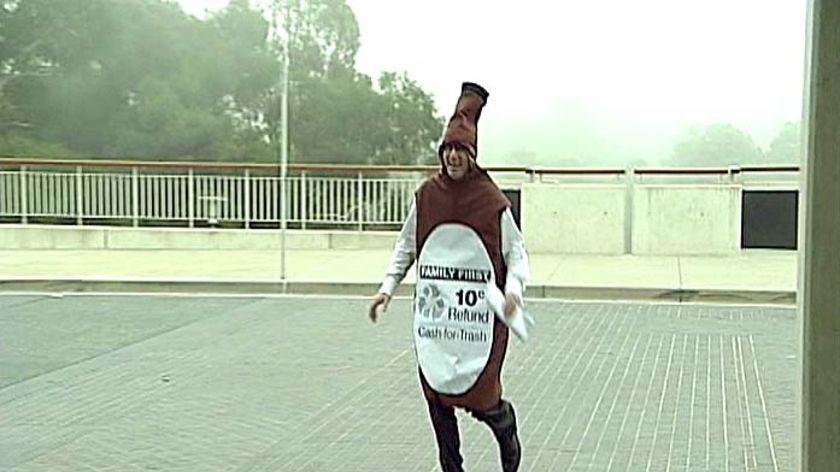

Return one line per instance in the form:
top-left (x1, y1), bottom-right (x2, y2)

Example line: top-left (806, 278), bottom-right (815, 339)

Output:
top-left (443, 146), bottom-right (472, 181)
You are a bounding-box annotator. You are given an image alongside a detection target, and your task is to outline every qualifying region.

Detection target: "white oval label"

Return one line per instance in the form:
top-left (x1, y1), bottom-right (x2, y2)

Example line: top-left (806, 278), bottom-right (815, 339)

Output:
top-left (414, 223), bottom-right (495, 395)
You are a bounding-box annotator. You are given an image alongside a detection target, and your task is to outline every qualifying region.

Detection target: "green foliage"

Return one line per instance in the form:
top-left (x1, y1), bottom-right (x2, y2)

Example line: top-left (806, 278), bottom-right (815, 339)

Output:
top-left (0, 131), bottom-right (77, 157)
top-left (0, 0), bottom-right (443, 165)
top-left (375, 72), bottom-right (443, 165)
top-left (671, 123), bottom-right (765, 167)
top-left (766, 121), bottom-right (801, 164)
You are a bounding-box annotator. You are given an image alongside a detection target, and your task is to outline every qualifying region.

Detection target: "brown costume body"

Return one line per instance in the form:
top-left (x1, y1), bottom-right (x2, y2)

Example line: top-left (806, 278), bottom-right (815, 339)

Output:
top-left (408, 81), bottom-right (522, 472)
top-left (415, 169), bottom-right (511, 412)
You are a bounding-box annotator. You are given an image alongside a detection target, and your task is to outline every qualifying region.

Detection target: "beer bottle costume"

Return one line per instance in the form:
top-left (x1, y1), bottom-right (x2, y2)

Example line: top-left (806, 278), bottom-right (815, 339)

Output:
top-left (378, 82), bottom-right (530, 472)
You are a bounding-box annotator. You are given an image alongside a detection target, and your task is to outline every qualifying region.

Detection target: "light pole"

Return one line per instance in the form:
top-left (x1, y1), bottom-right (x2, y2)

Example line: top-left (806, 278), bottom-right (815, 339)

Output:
top-left (272, 0), bottom-right (291, 289)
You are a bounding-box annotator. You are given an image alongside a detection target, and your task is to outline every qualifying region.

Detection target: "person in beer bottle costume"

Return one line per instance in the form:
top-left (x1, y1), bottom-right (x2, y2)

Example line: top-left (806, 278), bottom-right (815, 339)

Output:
top-left (369, 82), bottom-right (530, 472)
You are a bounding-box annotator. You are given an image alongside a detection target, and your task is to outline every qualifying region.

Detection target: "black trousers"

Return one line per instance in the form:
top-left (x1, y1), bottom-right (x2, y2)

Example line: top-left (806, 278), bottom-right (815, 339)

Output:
top-left (426, 398), bottom-right (521, 472)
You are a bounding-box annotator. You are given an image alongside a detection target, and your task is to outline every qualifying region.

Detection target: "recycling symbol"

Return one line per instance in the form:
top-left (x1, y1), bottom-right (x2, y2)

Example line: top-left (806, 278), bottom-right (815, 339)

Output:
top-left (417, 284), bottom-right (446, 319)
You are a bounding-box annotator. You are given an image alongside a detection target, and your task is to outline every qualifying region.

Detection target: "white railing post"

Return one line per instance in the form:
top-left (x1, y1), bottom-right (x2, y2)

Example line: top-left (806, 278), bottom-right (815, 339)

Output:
top-left (728, 165), bottom-right (741, 184)
top-left (301, 170), bottom-right (307, 230)
top-left (624, 168), bottom-right (635, 255)
top-left (75, 166), bottom-right (83, 225)
top-left (244, 169), bottom-right (251, 229)
top-left (132, 167), bottom-right (139, 227)
top-left (357, 172), bottom-right (364, 231)
top-left (19, 165), bottom-right (28, 224)
top-left (188, 169), bottom-right (195, 228)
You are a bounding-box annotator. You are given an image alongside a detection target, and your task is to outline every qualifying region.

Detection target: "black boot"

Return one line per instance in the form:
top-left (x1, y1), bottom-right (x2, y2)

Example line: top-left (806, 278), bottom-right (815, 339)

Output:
top-left (471, 400), bottom-right (521, 472)
top-left (427, 400), bottom-right (464, 472)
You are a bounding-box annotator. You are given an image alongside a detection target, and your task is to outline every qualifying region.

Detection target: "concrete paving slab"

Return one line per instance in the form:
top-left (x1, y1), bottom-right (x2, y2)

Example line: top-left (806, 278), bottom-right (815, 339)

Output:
top-left (0, 295), bottom-right (798, 471)
top-left (0, 249), bottom-right (797, 304)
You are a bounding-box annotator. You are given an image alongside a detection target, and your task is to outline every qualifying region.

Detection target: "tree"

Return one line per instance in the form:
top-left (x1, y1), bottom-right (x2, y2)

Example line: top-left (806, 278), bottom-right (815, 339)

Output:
top-left (0, 0), bottom-right (280, 161)
top-left (287, 71), bottom-right (385, 164)
top-left (0, 0), bottom-right (443, 165)
top-left (277, 0), bottom-right (443, 165)
top-left (766, 121), bottom-right (801, 164)
top-left (0, 131), bottom-right (77, 157)
top-left (0, 0), bottom-right (117, 152)
top-left (374, 72), bottom-right (443, 165)
top-left (284, 0), bottom-right (360, 81)
top-left (671, 123), bottom-right (764, 167)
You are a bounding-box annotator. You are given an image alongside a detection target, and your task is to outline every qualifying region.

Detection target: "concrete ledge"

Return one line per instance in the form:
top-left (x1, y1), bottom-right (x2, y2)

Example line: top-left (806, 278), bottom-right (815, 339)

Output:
top-left (0, 225), bottom-right (107, 249)
top-left (632, 185), bottom-right (740, 255)
top-left (328, 231), bottom-right (399, 250)
top-left (0, 225), bottom-right (399, 250)
top-left (0, 278), bottom-right (795, 305)
top-left (521, 183), bottom-right (627, 254)
top-left (106, 228), bottom-right (333, 250)
top-left (540, 285), bottom-right (796, 305)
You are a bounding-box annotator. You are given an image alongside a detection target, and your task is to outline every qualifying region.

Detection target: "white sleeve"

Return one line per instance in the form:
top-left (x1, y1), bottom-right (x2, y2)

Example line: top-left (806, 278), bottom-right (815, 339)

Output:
top-left (378, 201), bottom-right (417, 296)
top-left (501, 208), bottom-right (530, 301)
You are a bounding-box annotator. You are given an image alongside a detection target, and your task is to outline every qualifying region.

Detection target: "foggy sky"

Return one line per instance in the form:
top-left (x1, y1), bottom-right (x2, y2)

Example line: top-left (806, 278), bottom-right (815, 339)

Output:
top-left (178, 0), bottom-right (808, 166)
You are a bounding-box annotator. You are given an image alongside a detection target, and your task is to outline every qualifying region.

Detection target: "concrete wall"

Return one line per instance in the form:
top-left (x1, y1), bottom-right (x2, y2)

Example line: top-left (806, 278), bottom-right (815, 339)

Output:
top-left (0, 184), bottom-right (746, 255)
top-left (0, 225), bottom-right (399, 251)
top-left (632, 185), bottom-right (740, 255)
top-left (800, 0), bottom-right (840, 468)
top-left (0, 225), bottom-right (108, 250)
top-left (521, 183), bottom-right (627, 254)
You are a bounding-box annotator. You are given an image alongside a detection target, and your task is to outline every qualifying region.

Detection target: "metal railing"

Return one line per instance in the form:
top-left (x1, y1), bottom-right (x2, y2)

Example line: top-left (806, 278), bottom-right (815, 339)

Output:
top-left (0, 158), bottom-right (801, 230)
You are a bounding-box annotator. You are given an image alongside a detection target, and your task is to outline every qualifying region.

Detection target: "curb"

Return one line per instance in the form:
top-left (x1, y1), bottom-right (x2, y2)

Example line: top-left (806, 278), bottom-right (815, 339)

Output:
top-left (0, 278), bottom-right (796, 305)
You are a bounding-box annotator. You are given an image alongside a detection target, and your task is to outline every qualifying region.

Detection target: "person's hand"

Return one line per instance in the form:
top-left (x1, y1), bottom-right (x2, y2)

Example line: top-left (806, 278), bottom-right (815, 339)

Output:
top-left (504, 292), bottom-right (521, 319)
top-left (369, 293), bottom-right (391, 323)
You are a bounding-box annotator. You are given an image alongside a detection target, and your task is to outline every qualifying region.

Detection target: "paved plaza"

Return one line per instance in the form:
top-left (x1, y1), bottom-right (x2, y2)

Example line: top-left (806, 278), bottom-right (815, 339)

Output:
top-left (0, 295), bottom-right (797, 471)
top-left (0, 249), bottom-right (797, 304)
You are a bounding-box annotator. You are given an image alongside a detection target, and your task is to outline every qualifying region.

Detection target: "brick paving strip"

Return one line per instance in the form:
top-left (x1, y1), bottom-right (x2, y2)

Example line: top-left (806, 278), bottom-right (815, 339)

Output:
top-left (0, 295), bottom-right (797, 471)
